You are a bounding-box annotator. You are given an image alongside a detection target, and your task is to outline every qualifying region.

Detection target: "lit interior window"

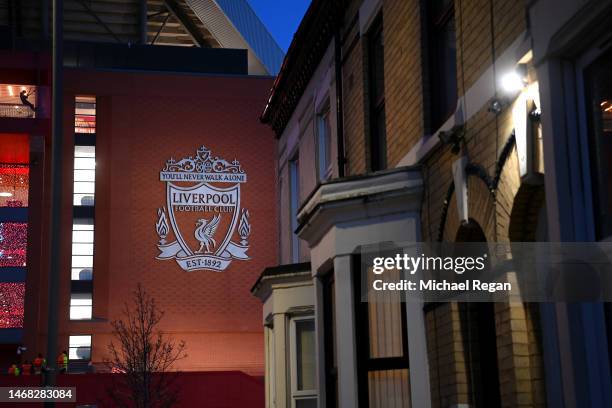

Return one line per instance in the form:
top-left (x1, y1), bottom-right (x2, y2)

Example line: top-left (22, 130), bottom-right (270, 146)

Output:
top-left (0, 84), bottom-right (37, 119)
top-left (70, 293), bottom-right (93, 320)
top-left (73, 145), bottom-right (96, 206)
top-left (71, 220), bottom-right (93, 280)
top-left (75, 97), bottom-right (96, 134)
top-left (69, 335), bottom-right (92, 360)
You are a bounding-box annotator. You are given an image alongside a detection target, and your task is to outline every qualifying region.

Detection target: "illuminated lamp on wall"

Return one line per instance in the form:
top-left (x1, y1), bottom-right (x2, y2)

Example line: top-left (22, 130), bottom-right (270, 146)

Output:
top-left (501, 64), bottom-right (528, 94)
top-left (488, 64), bottom-right (528, 115)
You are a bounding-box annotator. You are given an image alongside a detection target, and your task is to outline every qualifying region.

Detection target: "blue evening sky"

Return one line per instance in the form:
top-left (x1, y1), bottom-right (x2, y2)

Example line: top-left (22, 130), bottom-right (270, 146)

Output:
top-left (247, 0), bottom-right (311, 52)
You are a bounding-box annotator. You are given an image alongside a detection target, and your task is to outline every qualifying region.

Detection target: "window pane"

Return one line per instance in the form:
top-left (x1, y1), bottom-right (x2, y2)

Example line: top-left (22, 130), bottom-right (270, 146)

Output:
top-left (0, 165), bottom-right (29, 207)
top-left (74, 169), bottom-right (95, 182)
top-left (0, 222), bottom-right (27, 267)
top-left (75, 96), bottom-right (96, 134)
top-left (368, 369), bottom-right (410, 408)
top-left (73, 219), bottom-right (94, 229)
top-left (295, 398), bottom-right (317, 408)
top-left (69, 347), bottom-right (91, 360)
top-left (72, 268), bottom-right (93, 281)
top-left (368, 18), bottom-right (387, 172)
top-left (74, 157), bottom-right (96, 170)
top-left (296, 319), bottom-right (316, 391)
top-left (70, 294), bottom-right (92, 320)
top-left (0, 84), bottom-right (37, 118)
top-left (289, 158), bottom-right (300, 262)
top-left (72, 243), bottom-right (93, 255)
top-left (318, 107), bottom-right (332, 181)
top-left (69, 335), bottom-right (92, 347)
top-left (586, 49), bottom-right (612, 238)
top-left (429, 1), bottom-right (457, 131)
top-left (68, 335), bottom-right (91, 360)
top-left (74, 194), bottom-right (95, 206)
top-left (74, 145), bottom-right (95, 157)
top-left (74, 181), bottom-right (95, 194)
top-left (367, 266), bottom-right (403, 358)
top-left (370, 26), bottom-right (385, 103)
top-left (72, 230), bottom-right (94, 243)
top-left (69, 334), bottom-right (92, 360)
top-left (71, 255), bottom-right (93, 268)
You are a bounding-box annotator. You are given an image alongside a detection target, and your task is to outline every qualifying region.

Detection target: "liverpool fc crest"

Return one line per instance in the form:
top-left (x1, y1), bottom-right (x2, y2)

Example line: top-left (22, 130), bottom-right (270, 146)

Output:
top-left (155, 146), bottom-right (251, 272)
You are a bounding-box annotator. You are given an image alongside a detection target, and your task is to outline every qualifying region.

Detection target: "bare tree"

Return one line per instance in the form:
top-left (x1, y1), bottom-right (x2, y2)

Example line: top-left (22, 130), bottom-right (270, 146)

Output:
top-left (106, 284), bottom-right (187, 408)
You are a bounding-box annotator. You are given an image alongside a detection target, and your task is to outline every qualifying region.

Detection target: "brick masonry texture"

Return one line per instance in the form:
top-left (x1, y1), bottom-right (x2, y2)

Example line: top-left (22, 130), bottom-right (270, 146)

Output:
top-left (25, 71), bottom-right (277, 375)
top-left (345, 0), bottom-right (543, 405)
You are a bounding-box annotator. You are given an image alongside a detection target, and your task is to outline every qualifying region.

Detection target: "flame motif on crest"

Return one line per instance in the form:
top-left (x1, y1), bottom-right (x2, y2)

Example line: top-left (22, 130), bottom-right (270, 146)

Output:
top-left (239, 209), bottom-right (251, 246)
top-left (156, 208), bottom-right (169, 245)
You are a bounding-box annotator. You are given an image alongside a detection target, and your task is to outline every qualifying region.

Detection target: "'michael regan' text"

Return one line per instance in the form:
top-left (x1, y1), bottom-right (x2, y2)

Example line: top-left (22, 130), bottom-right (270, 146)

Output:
top-left (372, 279), bottom-right (512, 293)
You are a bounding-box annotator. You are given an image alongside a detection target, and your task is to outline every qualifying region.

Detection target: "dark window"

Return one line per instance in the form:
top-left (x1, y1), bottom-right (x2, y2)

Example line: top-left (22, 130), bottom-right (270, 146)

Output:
top-left (289, 156), bottom-right (300, 263)
top-left (317, 103), bottom-right (333, 182)
top-left (368, 17), bottom-right (387, 172)
top-left (456, 221), bottom-right (501, 408)
top-left (585, 49), bottom-right (612, 239)
top-left (427, 0), bottom-right (457, 132)
top-left (585, 47), bottom-right (612, 371)
top-left (354, 252), bottom-right (411, 407)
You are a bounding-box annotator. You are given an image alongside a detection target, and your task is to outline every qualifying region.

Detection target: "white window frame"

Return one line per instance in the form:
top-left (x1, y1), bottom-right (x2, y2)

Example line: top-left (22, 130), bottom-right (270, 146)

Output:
top-left (316, 101), bottom-right (333, 182)
top-left (289, 316), bottom-right (317, 408)
top-left (289, 157), bottom-right (300, 263)
top-left (265, 323), bottom-right (276, 408)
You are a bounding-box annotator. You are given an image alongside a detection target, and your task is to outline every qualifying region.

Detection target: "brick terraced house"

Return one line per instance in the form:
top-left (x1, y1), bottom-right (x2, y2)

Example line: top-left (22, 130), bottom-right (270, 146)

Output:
top-left (253, 0), bottom-right (612, 407)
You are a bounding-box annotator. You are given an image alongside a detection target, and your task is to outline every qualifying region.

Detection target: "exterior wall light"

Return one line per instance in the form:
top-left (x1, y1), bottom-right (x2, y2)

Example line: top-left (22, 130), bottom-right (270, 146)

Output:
top-left (438, 125), bottom-right (465, 154)
top-left (0, 192), bottom-right (13, 197)
top-left (501, 64), bottom-right (528, 94)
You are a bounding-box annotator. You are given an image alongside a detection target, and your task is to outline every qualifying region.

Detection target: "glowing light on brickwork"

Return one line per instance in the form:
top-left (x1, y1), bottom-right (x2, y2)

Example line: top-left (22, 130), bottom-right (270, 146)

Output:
top-left (0, 222), bottom-right (27, 267)
top-left (0, 164), bottom-right (29, 207)
top-left (0, 282), bottom-right (25, 328)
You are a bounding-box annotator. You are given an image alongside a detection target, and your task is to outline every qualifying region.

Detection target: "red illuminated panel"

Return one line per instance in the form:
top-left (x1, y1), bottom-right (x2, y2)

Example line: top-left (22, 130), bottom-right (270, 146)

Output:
top-left (0, 165), bottom-right (28, 207)
top-left (0, 223), bottom-right (27, 267)
top-left (0, 283), bottom-right (25, 328)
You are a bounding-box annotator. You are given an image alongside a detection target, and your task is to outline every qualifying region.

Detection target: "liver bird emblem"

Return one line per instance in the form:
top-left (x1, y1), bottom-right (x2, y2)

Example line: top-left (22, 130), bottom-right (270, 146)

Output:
top-left (194, 215), bottom-right (221, 254)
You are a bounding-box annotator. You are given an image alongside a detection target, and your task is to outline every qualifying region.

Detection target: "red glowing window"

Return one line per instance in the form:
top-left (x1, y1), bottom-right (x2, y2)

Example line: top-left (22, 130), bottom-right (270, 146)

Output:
top-left (0, 223), bottom-right (27, 267)
top-left (0, 165), bottom-right (29, 207)
top-left (0, 133), bottom-right (29, 207)
top-left (0, 282), bottom-right (25, 328)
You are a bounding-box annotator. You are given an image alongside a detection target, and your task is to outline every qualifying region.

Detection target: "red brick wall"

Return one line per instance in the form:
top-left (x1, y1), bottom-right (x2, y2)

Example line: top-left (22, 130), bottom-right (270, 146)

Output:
top-left (25, 70), bottom-right (277, 375)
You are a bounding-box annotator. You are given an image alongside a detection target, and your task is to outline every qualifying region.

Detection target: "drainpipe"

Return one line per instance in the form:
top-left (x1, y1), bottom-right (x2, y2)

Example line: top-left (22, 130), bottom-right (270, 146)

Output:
top-left (334, 15), bottom-right (346, 178)
top-left (139, 0), bottom-right (147, 44)
top-left (44, 0), bottom-right (63, 404)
